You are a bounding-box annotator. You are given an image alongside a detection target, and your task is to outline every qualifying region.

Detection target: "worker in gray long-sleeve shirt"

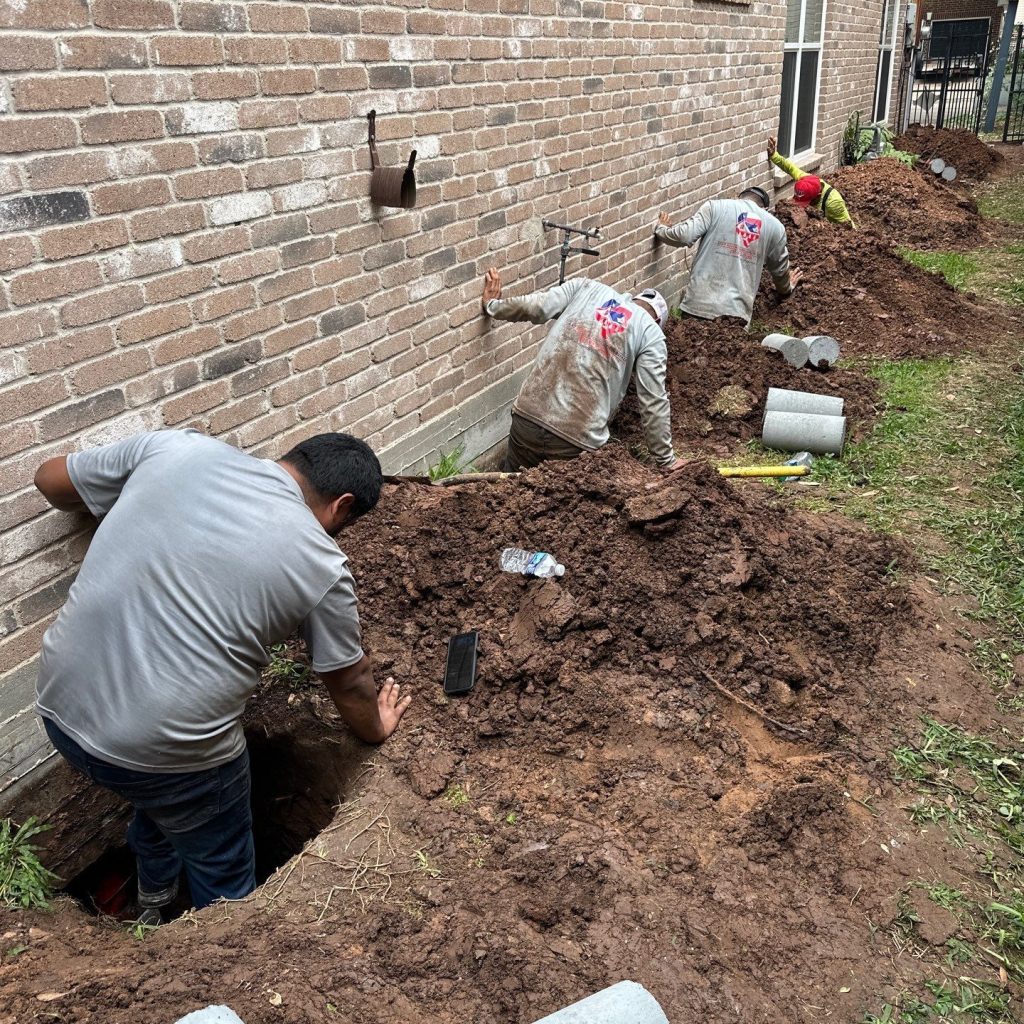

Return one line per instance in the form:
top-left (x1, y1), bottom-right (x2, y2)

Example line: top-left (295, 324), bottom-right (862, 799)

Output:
top-left (481, 268), bottom-right (684, 473)
top-left (654, 185), bottom-right (804, 325)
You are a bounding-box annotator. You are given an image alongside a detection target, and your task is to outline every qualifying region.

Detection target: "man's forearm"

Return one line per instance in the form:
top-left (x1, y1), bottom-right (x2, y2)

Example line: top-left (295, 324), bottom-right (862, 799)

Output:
top-left (34, 456), bottom-right (87, 512)
top-left (321, 656), bottom-right (386, 743)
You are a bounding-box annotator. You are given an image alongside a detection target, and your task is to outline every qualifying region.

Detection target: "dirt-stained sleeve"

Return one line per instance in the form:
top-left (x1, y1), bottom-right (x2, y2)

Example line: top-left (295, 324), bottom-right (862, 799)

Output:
top-left (633, 328), bottom-right (676, 467)
top-left (655, 201), bottom-right (715, 249)
top-left (764, 219), bottom-right (793, 294)
top-left (485, 279), bottom-right (587, 324)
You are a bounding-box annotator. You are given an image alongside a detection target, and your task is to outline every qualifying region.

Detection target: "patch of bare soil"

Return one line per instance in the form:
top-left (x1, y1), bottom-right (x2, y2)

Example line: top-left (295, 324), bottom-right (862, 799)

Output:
top-left (827, 158), bottom-right (989, 249)
top-left (895, 125), bottom-right (1005, 180)
top-left (754, 211), bottom-right (1012, 359)
top-left (0, 451), bottom-right (1010, 1024)
top-left (613, 316), bottom-right (879, 456)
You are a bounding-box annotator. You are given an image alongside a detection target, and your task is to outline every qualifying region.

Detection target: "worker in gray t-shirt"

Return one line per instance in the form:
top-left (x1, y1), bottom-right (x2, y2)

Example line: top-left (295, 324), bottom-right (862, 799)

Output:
top-left (654, 185), bottom-right (805, 325)
top-left (481, 268), bottom-right (684, 473)
top-left (33, 429), bottom-right (409, 920)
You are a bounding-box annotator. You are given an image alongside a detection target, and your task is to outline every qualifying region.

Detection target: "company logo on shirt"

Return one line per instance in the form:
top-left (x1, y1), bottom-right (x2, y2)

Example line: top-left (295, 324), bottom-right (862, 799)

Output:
top-left (735, 213), bottom-right (763, 249)
top-left (594, 299), bottom-right (631, 340)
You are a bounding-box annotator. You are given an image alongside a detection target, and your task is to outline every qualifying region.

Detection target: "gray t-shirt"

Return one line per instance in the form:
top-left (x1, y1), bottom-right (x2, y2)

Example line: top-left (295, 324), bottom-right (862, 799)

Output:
top-left (36, 430), bottom-right (363, 773)
top-left (655, 198), bottom-right (792, 324)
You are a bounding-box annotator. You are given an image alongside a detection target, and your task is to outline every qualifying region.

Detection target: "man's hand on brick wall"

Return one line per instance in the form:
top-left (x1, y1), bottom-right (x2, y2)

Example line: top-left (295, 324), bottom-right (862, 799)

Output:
top-left (482, 267), bottom-right (502, 312)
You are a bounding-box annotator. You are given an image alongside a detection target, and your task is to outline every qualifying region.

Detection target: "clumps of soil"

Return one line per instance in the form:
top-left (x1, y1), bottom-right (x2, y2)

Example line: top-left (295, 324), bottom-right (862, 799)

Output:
top-left (613, 316), bottom-right (879, 455)
top-left (755, 212), bottom-right (1004, 359)
top-left (826, 158), bottom-right (988, 249)
top-left (895, 125), bottom-right (1005, 180)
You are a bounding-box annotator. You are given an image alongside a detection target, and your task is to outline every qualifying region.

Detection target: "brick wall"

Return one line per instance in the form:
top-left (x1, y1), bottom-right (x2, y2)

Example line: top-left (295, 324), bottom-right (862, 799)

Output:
top-left (0, 0), bottom-right (897, 790)
top-left (919, 0), bottom-right (1002, 32)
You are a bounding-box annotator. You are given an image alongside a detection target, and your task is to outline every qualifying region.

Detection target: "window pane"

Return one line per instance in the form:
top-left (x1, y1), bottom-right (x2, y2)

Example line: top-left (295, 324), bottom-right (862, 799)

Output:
top-left (795, 50), bottom-right (819, 152)
top-left (875, 50), bottom-right (892, 122)
top-left (879, 0), bottom-right (892, 45)
top-left (778, 51), bottom-right (798, 155)
top-left (803, 0), bottom-right (824, 43)
top-left (785, 0), bottom-right (801, 44)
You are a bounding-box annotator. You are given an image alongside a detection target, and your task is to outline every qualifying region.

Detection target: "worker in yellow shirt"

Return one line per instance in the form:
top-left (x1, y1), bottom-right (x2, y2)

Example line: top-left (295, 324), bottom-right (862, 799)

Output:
top-left (767, 136), bottom-right (856, 229)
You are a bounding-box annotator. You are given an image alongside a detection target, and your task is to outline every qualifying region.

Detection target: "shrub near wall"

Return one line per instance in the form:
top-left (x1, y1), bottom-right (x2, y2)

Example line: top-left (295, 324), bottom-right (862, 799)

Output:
top-left (0, 0), bottom-right (891, 736)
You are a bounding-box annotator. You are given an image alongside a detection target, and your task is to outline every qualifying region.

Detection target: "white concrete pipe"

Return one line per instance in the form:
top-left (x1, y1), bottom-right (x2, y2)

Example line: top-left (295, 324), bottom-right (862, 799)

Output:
top-left (930, 157), bottom-right (946, 175)
top-left (762, 410), bottom-right (846, 455)
top-left (805, 335), bottom-right (841, 368)
top-left (942, 165), bottom-right (957, 182)
top-left (765, 387), bottom-right (844, 417)
top-left (760, 333), bottom-right (809, 369)
top-left (532, 982), bottom-right (669, 1024)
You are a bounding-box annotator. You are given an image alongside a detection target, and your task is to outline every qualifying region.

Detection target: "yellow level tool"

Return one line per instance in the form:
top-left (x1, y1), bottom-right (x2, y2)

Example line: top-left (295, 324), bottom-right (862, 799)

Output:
top-left (718, 465), bottom-right (810, 478)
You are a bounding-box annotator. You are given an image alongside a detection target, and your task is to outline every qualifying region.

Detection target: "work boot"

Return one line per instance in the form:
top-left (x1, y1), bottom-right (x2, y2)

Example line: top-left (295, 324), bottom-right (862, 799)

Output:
top-left (135, 878), bottom-right (179, 927)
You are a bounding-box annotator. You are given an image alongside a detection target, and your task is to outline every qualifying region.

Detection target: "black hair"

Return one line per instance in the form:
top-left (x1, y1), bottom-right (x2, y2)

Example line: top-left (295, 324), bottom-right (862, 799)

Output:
top-left (282, 433), bottom-right (383, 518)
top-left (739, 186), bottom-right (771, 210)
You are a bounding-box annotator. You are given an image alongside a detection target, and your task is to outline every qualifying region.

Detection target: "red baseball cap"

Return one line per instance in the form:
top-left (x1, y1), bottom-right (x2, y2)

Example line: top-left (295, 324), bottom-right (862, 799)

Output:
top-left (793, 176), bottom-right (823, 206)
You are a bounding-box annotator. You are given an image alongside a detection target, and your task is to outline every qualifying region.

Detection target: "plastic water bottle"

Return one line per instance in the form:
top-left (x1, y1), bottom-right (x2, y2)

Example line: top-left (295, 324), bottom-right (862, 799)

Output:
top-left (782, 451), bottom-right (815, 482)
top-left (500, 548), bottom-right (565, 578)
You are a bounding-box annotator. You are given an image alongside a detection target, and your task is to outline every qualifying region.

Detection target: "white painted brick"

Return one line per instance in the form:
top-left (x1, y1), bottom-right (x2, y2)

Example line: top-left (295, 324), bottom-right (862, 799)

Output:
top-left (173, 102), bottom-right (239, 136)
top-left (207, 192), bottom-right (273, 226)
top-left (277, 181), bottom-right (327, 211)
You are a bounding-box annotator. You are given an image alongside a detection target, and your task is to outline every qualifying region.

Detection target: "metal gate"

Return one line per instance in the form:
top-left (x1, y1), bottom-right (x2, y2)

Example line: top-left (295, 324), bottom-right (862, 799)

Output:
top-left (1004, 26), bottom-right (1024, 143)
top-left (902, 20), bottom-right (992, 132)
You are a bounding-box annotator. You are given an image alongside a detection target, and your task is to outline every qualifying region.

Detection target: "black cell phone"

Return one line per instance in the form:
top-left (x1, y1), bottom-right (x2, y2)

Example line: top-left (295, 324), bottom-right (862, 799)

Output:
top-left (443, 631), bottom-right (479, 696)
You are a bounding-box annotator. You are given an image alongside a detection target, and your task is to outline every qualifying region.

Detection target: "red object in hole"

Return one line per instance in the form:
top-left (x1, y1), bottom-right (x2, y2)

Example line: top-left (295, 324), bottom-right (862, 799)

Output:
top-left (93, 869), bottom-right (134, 917)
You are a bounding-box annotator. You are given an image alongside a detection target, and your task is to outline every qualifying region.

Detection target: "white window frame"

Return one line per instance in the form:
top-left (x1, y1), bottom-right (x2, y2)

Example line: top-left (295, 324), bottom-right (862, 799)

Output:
top-left (780, 0), bottom-right (829, 158)
top-left (873, 0), bottom-right (902, 124)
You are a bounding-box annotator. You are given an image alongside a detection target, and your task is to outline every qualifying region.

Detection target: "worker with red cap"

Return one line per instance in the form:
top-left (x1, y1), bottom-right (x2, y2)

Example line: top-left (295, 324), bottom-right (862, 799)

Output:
top-left (767, 136), bottom-right (855, 228)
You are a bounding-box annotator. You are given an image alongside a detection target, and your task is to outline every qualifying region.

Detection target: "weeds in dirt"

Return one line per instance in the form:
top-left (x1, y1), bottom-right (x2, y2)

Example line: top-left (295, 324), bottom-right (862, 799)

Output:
top-left (413, 849), bottom-right (441, 878)
top-left (443, 784), bottom-right (469, 808)
top-left (428, 444), bottom-right (471, 481)
top-left (0, 817), bottom-right (57, 910)
top-left (807, 354), bottom-right (1024, 686)
top-left (265, 644), bottom-right (310, 687)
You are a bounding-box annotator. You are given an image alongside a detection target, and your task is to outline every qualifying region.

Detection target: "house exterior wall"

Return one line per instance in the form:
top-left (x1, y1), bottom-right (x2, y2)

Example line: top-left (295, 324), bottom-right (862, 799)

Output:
top-left (918, 0), bottom-right (1003, 35)
top-left (0, 0), bottom-right (898, 794)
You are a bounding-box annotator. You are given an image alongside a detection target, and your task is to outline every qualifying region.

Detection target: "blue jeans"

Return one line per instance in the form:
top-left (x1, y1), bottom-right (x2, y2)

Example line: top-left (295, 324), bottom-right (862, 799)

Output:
top-left (43, 719), bottom-right (256, 910)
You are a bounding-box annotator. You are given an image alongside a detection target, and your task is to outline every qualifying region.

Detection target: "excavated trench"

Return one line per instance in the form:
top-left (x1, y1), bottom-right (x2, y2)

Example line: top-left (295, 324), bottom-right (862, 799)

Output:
top-left (52, 693), bottom-right (366, 918)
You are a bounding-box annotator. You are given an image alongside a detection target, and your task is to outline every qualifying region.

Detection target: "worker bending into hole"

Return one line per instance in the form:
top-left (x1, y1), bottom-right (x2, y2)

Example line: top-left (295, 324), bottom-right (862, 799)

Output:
top-left (767, 135), bottom-right (856, 228)
top-left (33, 430), bottom-right (410, 924)
top-left (655, 183), bottom-right (804, 327)
top-left (481, 268), bottom-right (685, 474)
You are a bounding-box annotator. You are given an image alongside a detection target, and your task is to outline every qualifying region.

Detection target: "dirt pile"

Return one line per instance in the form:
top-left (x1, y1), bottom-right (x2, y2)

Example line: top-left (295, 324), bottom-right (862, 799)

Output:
top-left (754, 212), bottom-right (1005, 359)
top-left (826, 158), bottom-right (988, 249)
top-left (614, 316), bottom-right (879, 456)
top-left (895, 125), bottom-right (1005, 180)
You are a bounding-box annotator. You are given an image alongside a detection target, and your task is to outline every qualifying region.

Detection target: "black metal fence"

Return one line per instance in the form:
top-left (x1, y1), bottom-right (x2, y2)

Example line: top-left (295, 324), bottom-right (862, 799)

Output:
top-left (1005, 26), bottom-right (1024, 144)
top-left (897, 25), bottom-right (992, 133)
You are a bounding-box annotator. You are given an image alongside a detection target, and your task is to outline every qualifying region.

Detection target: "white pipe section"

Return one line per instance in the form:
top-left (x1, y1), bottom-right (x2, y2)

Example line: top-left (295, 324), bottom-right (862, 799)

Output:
top-left (765, 387), bottom-right (844, 417)
top-left (531, 982), bottom-right (670, 1024)
top-left (760, 333), bottom-right (809, 368)
top-left (762, 410), bottom-right (847, 455)
top-left (805, 335), bottom-right (841, 368)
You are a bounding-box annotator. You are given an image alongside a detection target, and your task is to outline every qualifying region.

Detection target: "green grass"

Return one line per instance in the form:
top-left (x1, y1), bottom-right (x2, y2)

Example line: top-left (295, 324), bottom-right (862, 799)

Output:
top-left (427, 443), bottom-right (471, 481)
top-left (976, 177), bottom-right (1024, 225)
top-left (900, 250), bottom-right (980, 291)
top-left (901, 246), bottom-right (1024, 308)
top-left (806, 355), bottom-right (1024, 686)
top-left (0, 817), bottom-right (57, 910)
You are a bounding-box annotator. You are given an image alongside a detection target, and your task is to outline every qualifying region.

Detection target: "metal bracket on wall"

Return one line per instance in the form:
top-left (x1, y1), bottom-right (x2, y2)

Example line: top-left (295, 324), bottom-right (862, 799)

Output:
top-left (542, 219), bottom-right (601, 284)
top-left (367, 109), bottom-right (417, 209)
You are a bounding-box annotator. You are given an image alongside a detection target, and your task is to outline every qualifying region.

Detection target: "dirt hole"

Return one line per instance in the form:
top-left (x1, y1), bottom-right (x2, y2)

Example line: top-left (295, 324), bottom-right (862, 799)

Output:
top-left (61, 701), bottom-right (365, 916)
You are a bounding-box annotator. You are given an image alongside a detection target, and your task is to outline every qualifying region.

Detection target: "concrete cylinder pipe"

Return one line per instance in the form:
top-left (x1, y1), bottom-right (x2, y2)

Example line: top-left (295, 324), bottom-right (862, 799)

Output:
top-left (760, 333), bottom-right (809, 368)
top-left (762, 410), bottom-right (846, 455)
top-left (805, 335), bottom-right (841, 368)
top-left (531, 982), bottom-right (670, 1024)
top-left (764, 387), bottom-right (844, 417)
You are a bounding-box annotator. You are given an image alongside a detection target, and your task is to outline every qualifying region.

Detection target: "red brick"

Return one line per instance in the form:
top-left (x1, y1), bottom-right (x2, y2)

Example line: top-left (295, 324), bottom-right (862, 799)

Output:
top-left (287, 38), bottom-right (343, 64)
top-left (0, 237), bottom-right (36, 274)
top-left (317, 67), bottom-right (370, 92)
top-left (179, 2), bottom-right (247, 31)
top-left (92, 0), bottom-right (174, 29)
top-left (10, 260), bottom-right (102, 306)
top-left (245, 157), bottom-right (303, 189)
top-left (153, 325), bottom-right (221, 366)
top-left (144, 265), bottom-right (215, 303)
top-left (248, 3), bottom-right (308, 32)
top-left (116, 140), bottom-right (196, 176)
top-left (224, 37), bottom-right (287, 65)
top-left (218, 250), bottom-right (280, 284)
top-left (260, 69), bottom-right (317, 96)
top-left (26, 325), bottom-right (115, 373)
top-left (0, 35), bottom-right (57, 72)
top-left (70, 349), bottom-right (151, 394)
top-left (264, 320), bottom-right (316, 357)
top-left (81, 109), bottom-right (164, 146)
top-left (150, 35), bottom-right (224, 67)
top-left (173, 167), bottom-right (244, 200)
top-left (0, 117), bottom-right (77, 154)
top-left (0, 0), bottom-right (89, 29)
top-left (60, 35), bottom-right (148, 70)
top-left (110, 72), bottom-right (190, 105)
top-left (117, 303), bottom-right (192, 345)
top-left (39, 220), bottom-right (129, 261)
top-left (0, 375), bottom-right (69, 423)
top-left (26, 152), bottom-right (115, 189)
top-left (193, 283), bottom-right (256, 323)
top-left (190, 70), bottom-right (259, 100)
top-left (182, 226), bottom-right (249, 264)
top-left (130, 204), bottom-right (205, 242)
top-left (238, 100), bottom-right (299, 130)
top-left (0, 308), bottom-right (58, 349)
top-left (12, 76), bottom-right (107, 112)
top-left (299, 95), bottom-right (352, 124)
top-left (223, 306), bottom-right (282, 342)
top-left (258, 268), bottom-right (313, 304)
top-left (93, 178), bottom-right (172, 215)
top-left (60, 283), bottom-right (145, 329)
top-left (283, 287), bottom-right (333, 323)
